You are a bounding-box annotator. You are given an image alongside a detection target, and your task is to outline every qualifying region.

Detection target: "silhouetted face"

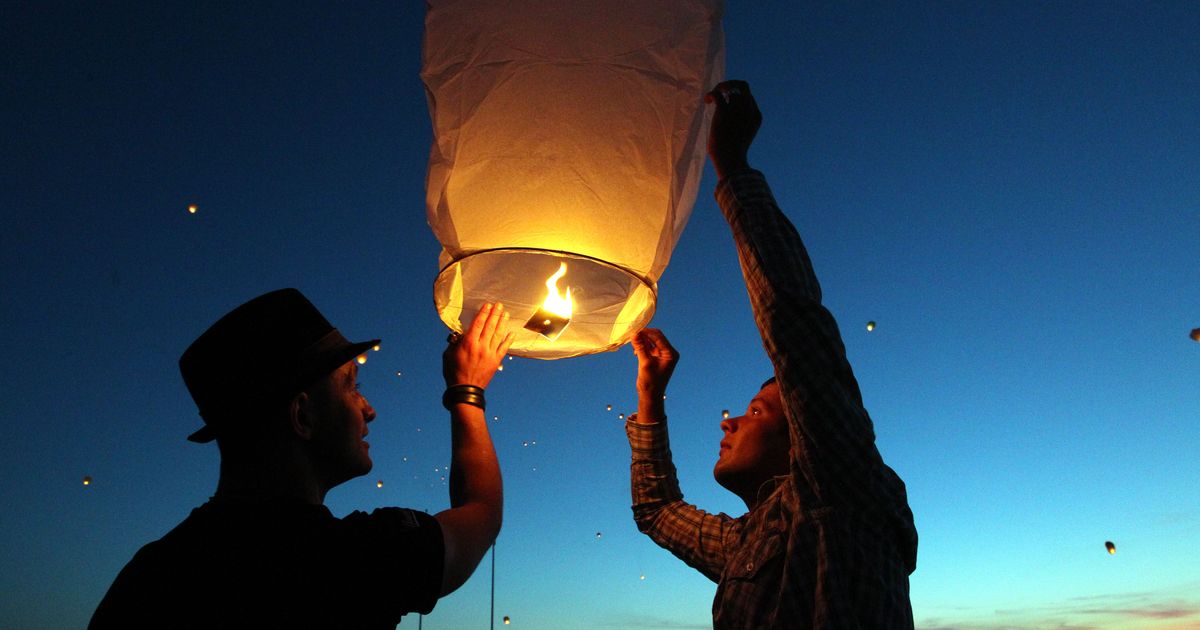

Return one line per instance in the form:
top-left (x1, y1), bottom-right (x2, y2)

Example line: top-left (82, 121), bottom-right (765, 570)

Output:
top-left (307, 361), bottom-right (376, 488)
top-left (713, 382), bottom-right (790, 507)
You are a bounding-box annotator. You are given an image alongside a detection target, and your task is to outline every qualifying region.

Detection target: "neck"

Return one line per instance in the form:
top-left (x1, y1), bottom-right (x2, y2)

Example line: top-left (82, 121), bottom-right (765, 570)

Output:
top-left (215, 442), bottom-right (326, 505)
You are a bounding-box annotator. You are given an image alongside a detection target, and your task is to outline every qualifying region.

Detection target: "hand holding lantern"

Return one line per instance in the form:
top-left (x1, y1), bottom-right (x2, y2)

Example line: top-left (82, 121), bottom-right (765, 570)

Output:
top-left (632, 328), bottom-right (679, 422)
top-left (444, 303), bottom-right (515, 390)
top-left (705, 80), bottom-right (762, 181)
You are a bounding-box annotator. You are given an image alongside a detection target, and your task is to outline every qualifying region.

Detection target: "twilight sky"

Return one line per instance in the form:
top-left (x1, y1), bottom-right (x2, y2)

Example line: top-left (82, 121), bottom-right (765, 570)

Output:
top-left (2, 2), bottom-right (1198, 628)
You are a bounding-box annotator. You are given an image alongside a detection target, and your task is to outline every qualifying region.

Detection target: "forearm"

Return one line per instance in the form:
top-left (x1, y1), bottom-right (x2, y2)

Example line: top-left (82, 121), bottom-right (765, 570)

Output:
top-left (447, 404), bottom-right (502, 533)
top-left (627, 418), bottom-right (729, 580)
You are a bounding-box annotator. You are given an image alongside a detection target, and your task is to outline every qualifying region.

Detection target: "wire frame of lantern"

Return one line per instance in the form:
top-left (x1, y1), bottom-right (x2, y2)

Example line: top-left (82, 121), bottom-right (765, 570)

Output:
top-left (422, 0), bottom-right (725, 359)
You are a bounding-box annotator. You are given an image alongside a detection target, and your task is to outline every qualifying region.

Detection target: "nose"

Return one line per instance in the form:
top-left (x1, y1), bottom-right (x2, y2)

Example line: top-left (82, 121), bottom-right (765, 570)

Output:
top-left (720, 416), bottom-right (735, 433)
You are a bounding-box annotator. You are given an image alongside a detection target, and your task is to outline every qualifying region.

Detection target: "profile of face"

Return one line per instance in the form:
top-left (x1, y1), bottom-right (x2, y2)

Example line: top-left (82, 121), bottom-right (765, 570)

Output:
top-left (713, 381), bottom-right (790, 507)
top-left (303, 361), bottom-right (376, 488)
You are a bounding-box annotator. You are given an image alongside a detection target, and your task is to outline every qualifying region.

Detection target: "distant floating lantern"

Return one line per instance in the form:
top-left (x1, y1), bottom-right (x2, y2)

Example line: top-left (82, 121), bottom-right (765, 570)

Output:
top-left (422, 1), bottom-right (724, 359)
top-left (1105, 541), bottom-right (1116, 554)
top-left (82, 475), bottom-right (92, 486)
top-left (187, 204), bottom-right (197, 214)
top-left (523, 441), bottom-right (529, 447)
top-left (1191, 328), bottom-right (1200, 342)
top-left (618, 413), bottom-right (625, 420)
top-left (640, 574), bottom-right (646, 581)
top-left (356, 354), bottom-right (367, 365)
top-left (866, 321), bottom-right (876, 332)
top-left (372, 344), bottom-right (381, 352)
top-left (503, 617), bottom-right (510, 625)
top-left (722, 409), bottom-right (730, 419)
top-left (376, 480), bottom-right (383, 488)
top-left (596, 532), bottom-right (602, 539)
top-left (395, 371), bottom-right (403, 377)
top-left (606, 404), bottom-right (613, 412)
top-left (497, 363), bottom-right (504, 372)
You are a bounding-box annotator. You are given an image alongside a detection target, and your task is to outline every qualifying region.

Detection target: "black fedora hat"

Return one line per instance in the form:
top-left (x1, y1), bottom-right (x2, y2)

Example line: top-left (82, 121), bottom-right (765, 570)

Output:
top-left (179, 288), bottom-right (380, 443)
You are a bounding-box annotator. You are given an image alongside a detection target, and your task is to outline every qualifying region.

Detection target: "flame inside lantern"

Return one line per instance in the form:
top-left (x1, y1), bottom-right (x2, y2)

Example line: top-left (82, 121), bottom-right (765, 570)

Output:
top-left (523, 263), bottom-right (573, 341)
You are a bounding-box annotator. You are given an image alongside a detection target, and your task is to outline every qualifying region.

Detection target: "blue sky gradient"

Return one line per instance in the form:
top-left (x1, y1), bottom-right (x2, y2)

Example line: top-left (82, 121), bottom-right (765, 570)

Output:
top-left (3, 2), bottom-right (1198, 628)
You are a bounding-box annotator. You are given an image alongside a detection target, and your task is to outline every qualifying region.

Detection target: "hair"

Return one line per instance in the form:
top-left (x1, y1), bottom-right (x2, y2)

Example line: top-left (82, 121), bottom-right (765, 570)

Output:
top-left (760, 376), bottom-right (777, 390)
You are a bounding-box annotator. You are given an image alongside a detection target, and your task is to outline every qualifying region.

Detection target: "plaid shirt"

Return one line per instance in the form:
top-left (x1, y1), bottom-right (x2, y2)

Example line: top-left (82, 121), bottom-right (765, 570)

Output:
top-left (628, 170), bottom-right (917, 629)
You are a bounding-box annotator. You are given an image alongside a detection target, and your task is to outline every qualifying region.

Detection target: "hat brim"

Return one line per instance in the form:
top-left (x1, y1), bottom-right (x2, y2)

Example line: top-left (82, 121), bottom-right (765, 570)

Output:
top-left (186, 337), bottom-right (380, 444)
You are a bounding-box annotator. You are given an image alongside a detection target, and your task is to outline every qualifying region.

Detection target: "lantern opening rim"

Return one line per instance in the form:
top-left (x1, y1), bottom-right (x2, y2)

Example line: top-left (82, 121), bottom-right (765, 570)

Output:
top-left (435, 246), bottom-right (658, 296)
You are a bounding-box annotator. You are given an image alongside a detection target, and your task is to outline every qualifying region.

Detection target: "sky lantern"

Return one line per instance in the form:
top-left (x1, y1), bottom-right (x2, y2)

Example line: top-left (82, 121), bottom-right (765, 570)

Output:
top-left (1105, 541), bottom-right (1116, 554)
top-left (82, 475), bottom-right (92, 486)
top-left (503, 616), bottom-right (511, 625)
top-left (187, 204), bottom-right (197, 214)
top-left (422, 0), bottom-right (725, 359)
top-left (866, 321), bottom-right (876, 332)
top-left (1190, 328), bottom-right (1199, 342)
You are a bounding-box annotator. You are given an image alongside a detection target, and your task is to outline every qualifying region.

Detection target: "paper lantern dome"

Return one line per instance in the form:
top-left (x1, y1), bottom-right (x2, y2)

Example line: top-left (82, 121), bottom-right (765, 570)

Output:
top-left (422, 0), bottom-right (724, 359)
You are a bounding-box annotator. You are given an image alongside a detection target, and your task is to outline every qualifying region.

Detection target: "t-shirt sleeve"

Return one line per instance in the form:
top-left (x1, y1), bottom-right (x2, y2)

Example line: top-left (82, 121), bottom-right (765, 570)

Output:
top-left (339, 507), bottom-right (445, 621)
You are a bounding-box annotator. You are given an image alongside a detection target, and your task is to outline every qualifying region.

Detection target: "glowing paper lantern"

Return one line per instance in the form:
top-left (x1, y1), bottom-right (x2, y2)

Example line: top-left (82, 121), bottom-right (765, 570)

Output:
top-left (82, 475), bottom-right (93, 486)
top-left (866, 321), bottom-right (876, 332)
top-left (422, 0), bottom-right (725, 359)
top-left (187, 204), bottom-right (197, 214)
top-left (356, 354), bottom-right (367, 365)
top-left (503, 617), bottom-right (511, 625)
top-left (1191, 328), bottom-right (1200, 342)
top-left (1105, 541), bottom-right (1116, 554)
top-left (376, 480), bottom-right (384, 488)
top-left (605, 404), bottom-right (613, 412)
top-left (722, 409), bottom-right (730, 419)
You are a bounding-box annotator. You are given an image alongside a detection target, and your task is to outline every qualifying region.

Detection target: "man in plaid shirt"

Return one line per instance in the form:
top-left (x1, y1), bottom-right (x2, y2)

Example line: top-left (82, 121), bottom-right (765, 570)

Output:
top-left (627, 80), bottom-right (917, 629)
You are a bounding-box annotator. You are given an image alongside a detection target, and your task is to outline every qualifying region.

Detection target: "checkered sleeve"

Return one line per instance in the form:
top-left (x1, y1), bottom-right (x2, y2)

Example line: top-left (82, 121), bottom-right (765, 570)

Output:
top-left (627, 416), bottom-right (739, 582)
top-left (716, 170), bottom-right (892, 512)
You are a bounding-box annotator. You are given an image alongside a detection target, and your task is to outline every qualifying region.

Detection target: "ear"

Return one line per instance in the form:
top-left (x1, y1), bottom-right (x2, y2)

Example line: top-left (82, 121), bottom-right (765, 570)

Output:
top-left (289, 391), bottom-right (318, 441)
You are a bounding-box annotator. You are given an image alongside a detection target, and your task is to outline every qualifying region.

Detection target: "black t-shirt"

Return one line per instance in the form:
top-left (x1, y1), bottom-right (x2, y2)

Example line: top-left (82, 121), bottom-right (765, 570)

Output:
top-left (90, 495), bottom-right (444, 629)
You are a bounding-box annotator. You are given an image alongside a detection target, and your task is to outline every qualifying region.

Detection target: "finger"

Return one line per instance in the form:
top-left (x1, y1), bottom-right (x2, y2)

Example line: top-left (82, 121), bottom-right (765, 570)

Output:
top-left (492, 311), bottom-right (511, 353)
top-left (467, 302), bottom-right (493, 341)
top-left (499, 330), bottom-right (515, 357)
top-left (480, 302), bottom-right (503, 345)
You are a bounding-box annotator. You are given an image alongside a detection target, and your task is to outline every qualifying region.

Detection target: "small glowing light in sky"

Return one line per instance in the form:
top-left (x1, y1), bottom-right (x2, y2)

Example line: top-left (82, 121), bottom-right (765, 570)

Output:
top-left (1106, 541), bottom-right (1116, 554)
top-left (507, 356), bottom-right (513, 360)
top-left (595, 532), bottom-right (602, 539)
top-left (866, 321), bottom-right (876, 332)
top-left (356, 354), bottom-right (367, 365)
top-left (618, 413), bottom-right (625, 420)
top-left (187, 204), bottom-right (197, 214)
top-left (395, 371), bottom-right (403, 377)
top-left (493, 415), bottom-right (499, 421)
top-left (372, 344), bottom-right (381, 352)
top-left (639, 574), bottom-right (646, 580)
top-left (1191, 328), bottom-right (1200, 342)
top-left (722, 409), bottom-right (730, 419)
top-left (497, 363), bottom-right (504, 371)
top-left (376, 480), bottom-right (383, 488)
top-left (523, 441), bottom-right (529, 447)
top-left (402, 457), bottom-right (408, 462)
top-left (503, 616), bottom-right (511, 625)
top-left (82, 476), bottom-right (92, 486)
top-left (531, 440), bottom-right (537, 446)
top-left (606, 404), bottom-right (613, 411)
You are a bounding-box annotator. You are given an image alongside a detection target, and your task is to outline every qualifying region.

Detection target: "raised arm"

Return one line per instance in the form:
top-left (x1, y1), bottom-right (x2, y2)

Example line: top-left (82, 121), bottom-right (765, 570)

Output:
top-left (627, 329), bottom-right (737, 582)
top-left (435, 303), bottom-right (512, 596)
top-left (708, 81), bottom-right (896, 513)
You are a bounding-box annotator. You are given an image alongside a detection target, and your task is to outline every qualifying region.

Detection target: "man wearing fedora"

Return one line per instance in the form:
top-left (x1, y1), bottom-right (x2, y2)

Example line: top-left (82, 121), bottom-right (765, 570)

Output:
top-left (91, 289), bottom-right (512, 628)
